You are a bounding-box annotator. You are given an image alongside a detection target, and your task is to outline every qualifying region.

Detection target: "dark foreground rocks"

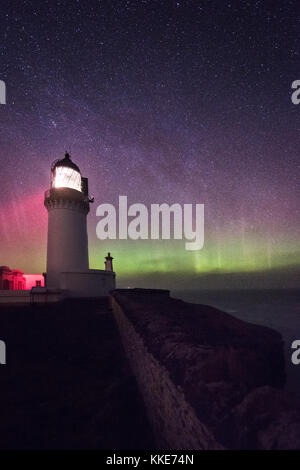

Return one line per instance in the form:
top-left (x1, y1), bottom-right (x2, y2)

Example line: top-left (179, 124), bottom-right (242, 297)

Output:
top-left (0, 299), bottom-right (154, 449)
top-left (111, 289), bottom-right (300, 450)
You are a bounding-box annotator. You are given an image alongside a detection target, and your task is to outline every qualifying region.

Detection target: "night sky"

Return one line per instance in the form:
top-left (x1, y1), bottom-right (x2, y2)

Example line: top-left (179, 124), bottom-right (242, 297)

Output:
top-left (0, 0), bottom-right (299, 290)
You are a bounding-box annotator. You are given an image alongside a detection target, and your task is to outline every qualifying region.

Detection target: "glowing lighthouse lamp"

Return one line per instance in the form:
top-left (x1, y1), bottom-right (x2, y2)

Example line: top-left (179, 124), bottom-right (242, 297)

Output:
top-left (52, 160), bottom-right (82, 192)
top-left (44, 153), bottom-right (115, 297)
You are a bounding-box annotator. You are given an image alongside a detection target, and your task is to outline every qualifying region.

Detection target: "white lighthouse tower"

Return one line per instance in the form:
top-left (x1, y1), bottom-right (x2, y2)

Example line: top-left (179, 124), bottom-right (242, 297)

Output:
top-left (44, 153), bottom-right (115, 298)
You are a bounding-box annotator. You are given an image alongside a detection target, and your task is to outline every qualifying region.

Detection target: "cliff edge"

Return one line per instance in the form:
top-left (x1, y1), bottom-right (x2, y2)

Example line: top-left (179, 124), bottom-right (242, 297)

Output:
top-left (111, 288), bottom-right (300, 450)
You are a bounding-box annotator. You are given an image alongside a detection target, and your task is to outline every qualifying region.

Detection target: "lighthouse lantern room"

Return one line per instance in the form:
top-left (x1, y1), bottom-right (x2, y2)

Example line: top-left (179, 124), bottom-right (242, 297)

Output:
top-left (52, 154), bottom-right (82, 192)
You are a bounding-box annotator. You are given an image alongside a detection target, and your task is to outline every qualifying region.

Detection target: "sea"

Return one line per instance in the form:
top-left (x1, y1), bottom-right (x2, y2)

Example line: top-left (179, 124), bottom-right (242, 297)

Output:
top-left (171, 289), bottom-right (300, 397)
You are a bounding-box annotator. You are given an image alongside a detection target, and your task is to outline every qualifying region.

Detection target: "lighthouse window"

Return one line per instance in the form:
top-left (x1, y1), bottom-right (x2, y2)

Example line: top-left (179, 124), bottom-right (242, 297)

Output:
top-left (36, 280), bottom-right (41, 287)
top-left (53, 166), bottom-right (82, 192)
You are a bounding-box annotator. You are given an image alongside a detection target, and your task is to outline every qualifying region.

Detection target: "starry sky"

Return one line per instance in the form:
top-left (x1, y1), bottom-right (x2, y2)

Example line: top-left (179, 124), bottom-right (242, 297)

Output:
top-left (0, 0), bottom-right (299, 290)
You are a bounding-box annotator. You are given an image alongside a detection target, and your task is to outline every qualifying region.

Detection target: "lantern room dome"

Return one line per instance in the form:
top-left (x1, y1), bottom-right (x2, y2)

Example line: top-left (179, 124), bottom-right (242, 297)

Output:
top-left (51, 153), bottom-right (82, 192)
top-left (51, 153), bottom-right (81, 174)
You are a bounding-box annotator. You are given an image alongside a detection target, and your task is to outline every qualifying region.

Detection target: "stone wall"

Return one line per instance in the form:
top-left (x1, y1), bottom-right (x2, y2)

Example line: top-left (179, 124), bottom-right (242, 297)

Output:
top-left (60, 270), bottom-right (116, 297)
top-left (0, 289), bottom-right (63, 304)
top-left (110, 289), bottom-right (300, 450)
top-left (0, 290), bottom-right (31, 304)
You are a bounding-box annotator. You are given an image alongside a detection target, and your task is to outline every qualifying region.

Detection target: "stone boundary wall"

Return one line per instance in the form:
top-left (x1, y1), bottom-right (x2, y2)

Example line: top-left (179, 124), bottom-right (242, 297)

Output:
top-left (111, 293), bottom-right (222, 450)
top-left (0, 289), bottom-right (62, 304)
top-left (0, 290), bottom-right (31, 304)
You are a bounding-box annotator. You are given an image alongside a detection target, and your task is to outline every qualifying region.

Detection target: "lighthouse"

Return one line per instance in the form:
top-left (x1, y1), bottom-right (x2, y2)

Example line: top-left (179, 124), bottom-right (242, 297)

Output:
top-left (44, 153), bottom-right (115, 297)
top-left (44, 153), bottom-right (90, 287)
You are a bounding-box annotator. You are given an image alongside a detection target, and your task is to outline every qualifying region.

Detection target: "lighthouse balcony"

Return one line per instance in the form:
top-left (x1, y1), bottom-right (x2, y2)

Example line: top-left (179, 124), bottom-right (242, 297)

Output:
top-left (44, 188), bottom-right (90, 204)
top-left (44, 188), bottom-right (90, 214)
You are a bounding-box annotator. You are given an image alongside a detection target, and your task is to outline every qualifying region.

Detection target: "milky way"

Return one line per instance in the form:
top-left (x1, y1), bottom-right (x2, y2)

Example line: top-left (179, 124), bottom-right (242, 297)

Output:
top-left (0, 0), bottom-right (299, 289)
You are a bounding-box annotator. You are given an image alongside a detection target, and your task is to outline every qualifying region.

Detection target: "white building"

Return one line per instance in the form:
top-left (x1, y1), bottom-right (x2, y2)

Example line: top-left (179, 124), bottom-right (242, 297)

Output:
top-left (43, 153), bottom-right (115, 298)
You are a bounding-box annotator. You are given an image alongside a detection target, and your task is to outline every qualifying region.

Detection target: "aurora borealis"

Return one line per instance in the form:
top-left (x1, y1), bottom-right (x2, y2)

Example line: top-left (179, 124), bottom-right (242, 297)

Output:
top-left (0, 1), bottom-right (299, 289)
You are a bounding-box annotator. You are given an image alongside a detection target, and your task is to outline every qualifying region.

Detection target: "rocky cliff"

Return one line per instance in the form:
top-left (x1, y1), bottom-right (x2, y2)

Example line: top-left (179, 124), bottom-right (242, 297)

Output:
top-left (111, 288), bottom-right (300, 450)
